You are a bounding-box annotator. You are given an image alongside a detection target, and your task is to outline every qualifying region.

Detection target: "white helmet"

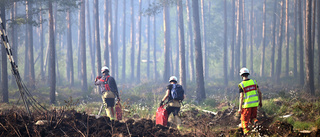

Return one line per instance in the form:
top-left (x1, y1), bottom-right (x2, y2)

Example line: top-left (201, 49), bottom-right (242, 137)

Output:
top-left (239, 68), bottom-right (250, 76)
top-left (169, 76), bottom-right (178, 82)
top-left (101, 66), bottom-right (109, 73)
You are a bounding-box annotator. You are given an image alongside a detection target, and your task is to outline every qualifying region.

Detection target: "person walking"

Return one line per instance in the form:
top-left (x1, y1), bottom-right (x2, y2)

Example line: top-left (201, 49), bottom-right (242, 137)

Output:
top-left (238, 68), bottom-right (263, 135)
top-left (160, 76), bottom-right (184, 129)
top-left (95, 66), bottom-right (120, 120)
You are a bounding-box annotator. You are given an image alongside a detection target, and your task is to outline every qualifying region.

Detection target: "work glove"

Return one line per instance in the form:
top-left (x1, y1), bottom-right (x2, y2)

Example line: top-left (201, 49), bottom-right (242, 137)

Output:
top-left (159, 101), bottom-right (164, 107)
top-left (95, 76), bottom-right (102, 82)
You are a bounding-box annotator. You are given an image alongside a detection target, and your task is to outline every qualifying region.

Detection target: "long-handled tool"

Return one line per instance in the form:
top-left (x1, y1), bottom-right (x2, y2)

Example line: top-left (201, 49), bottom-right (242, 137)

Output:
top-left (98, 104), bottom-right (104, 116)
top-left (0, 15), bottom-right (47, 117)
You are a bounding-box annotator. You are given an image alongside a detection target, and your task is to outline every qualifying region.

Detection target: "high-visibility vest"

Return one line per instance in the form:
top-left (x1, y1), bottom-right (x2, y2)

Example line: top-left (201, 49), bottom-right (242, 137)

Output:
top-left (239, 79), bottom-right (259, 108)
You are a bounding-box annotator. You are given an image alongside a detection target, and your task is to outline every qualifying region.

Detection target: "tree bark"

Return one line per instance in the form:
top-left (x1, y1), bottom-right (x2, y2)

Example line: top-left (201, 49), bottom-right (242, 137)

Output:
top-left (242, 0), bottom-right (246, 69)
top-left (108, 0), bottom-right (114, 76)
top-left (318, 0), bottom-right (320, 88)
top-left (250, 0), bottom-right (254, 76)
top-left (136, 0), bottom-right (142, 83)
top-left (163, 1), bottom-right (171, 82)
top-left (87, 0), bottom-right (95, 80)
top-left (147, 0), bottom-right (150, 79)
top-left (223, 0), bottom-right (228, 86)
top-left (186, 0), bottom-right (194, 81)
top-left (192, 0), bottom-right (206, 102)
top-left (153, 15), bottom-right (157, 80)
top-left (48, 0), bottom-right (56, 104)
top-left (114, 0), bottom-right (119, 79)
top-left (24, 3), bottom-right (29, 81)
top-left (80, 0), bottom-right (88, 92)
top-left (1, 6), bottom-right (8, 103)
top-left (104, 0), bottom-right (109, 70)
top-left (276, 0), bottom-right (284, 83)
top-left (11, 2), bottom-right (18, 86)
top-left (305, 0), bottom-right (314, 95)
top-left (230, 0), bottom-right (235, 80)
top-left (285, 0), bottom-right (290, 77)
top-left (270, 0), bottom-right (277, 77)
top-left (293, 0), bottom-right (298, 77)
top-left (130, 0), bottom-right (135, 80)
top-left (122, 0), bottom-right (126, 81)
top-left (298, 0), bottom-right (304, 85)
top-left (235, 0), bottom-right (242, 77)
top-left (201, 0), bottom-right (208, 79)
top-left (66, 9), bottom-right (74, 86)
top-left (94, 0), bottom-right (101, 77)
top-left (177, 0), bottom-right (186, 91)
top-left (260, 0), bottom-right (266, 77)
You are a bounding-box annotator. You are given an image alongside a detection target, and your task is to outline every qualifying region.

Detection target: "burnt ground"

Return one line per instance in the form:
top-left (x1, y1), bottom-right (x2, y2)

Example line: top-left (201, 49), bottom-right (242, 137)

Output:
top-left (0, 108), bottom-right (319, 137)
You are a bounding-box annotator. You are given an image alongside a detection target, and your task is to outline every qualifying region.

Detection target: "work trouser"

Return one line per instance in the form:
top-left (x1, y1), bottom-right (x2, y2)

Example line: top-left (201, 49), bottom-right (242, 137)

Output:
top-left (101, 92), bottom-right (115, 120)
top-left (241, 107), bottom-right (258, 135)
top-left (166, 106), bottom-right (182, 128)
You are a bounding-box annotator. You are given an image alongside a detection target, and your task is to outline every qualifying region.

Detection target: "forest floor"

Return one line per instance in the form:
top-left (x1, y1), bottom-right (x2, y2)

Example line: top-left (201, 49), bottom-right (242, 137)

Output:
top-left (1, 80), bottom-right (320, 136)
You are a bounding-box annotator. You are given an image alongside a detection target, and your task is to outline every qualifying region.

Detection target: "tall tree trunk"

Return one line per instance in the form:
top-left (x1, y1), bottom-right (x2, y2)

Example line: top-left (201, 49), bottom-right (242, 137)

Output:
top-left (77, 9), bottom-right (81, 79)
top-left (39, 5), bottom-right (44, 81)
top-left (175, 10), bottom-right (179, 78)
top-left (242, 0), bottom-right (246, 68)
top-left (94, 0), bottom-right (101, 76)
top-left (186, 0), bottom-right (194, 81)
top-left (153, 15), bottom-right (157, 80)
top-left (260, 0), bottom-right (266, 77)
top-left (285, 0), bottom-right (290, 77)
top-left (130, 0), bottom-right (135, 80)
top-left (223, 0), bottom-right (228, 86)
top-left (87, 0), bottom-right (95, 80)
top-left (24, 3), bottom-right (29, 81)
top-left (311, 0), bottom-right (316, 58)
top-left (136, 0), bottom-right (142, 83)
top-left (177, 0), bottom-right (186, 90)
top-left (163, 1), bottom-right (171, 82)
top-left (201, 0), bottom-right (208, 79)
top-left (114, 0), bottom-right (119, 79)
top-left (48, 0), bottom-right (56, 104)
top-left (108, 0), bottom-right (114, 76)
top-left (122, 0), bottom-right (126, 81)
top-left (80, 0), bottom-right (87, 93)
top-left (11, 2), bottom-right (18, 86)
top-left (66, 9), bottom-right (74, 86)
top-left (192, 0), bottom-right (206, 102)
top-left (230, 0), bottom-right (235, 80)
top-left (147, 0), bottom-right (150, 79)
top-left (235, 0), bottom-right (242, 77)
top-left (305, 0), bottom-right (314, 95)
top-left (250, 0), bottom-right (254, 76)
top-left (103, 0), bottom-right (109, 70)
top-left (298, 0), bottom-right (304, 85)
top-left (1, 6), bottom-right (8, 103)
top-left (27, 0), bottom-right (35, 89)
top-left (293, 0), bottom-right (298, 78)
top-left (276, 0), bottom-right (284, 83)
top-left (270, 0), bottom-right (277, 77)
top-left (318, 0), bottom-right (320, 88)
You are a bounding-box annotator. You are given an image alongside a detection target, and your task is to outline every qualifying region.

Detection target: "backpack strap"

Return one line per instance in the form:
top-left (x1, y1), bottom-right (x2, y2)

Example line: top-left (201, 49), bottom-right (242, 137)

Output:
top-left (99, 76), bottom-right (111, 91)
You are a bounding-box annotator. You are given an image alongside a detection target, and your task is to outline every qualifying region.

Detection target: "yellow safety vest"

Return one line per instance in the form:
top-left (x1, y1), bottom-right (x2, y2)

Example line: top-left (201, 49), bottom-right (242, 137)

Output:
top-left (239, 79), bottom-right (259, 108)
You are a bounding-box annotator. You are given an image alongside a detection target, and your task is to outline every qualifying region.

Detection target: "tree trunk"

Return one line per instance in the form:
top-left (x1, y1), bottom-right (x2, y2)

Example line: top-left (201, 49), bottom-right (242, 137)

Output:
top-left (285, 0), bottom-right (290, 77)
top-left (66, 9), bottom-right (74, 86)
top-left (250, 0), bottom-right (254, 76)
top-left (175, 10), bottom-right (179, 78)
top-left (298, 0), bottom-right (304, 85)
top-left (11, 2), bottom-right (18, 86)
top-left (48, 0), bottom-right (56, 104)
top-left (24, 3), bottom-right (29, 81)
top-left (177, 0), bottom-right (186, 90)
top-left (305, 0), bottom-right (314, 95)
top-left (223, 0), bottom-right (228, 86)
top-left (147, 0), bottom-right (150, 79)
top-left (39, 5), bottom-right (44, 82)
top-left (108, 0), bottom-right (114, 76)
top-left (235, 0), bottom-right (242, 78)
top-left (114, 0), bottom-right (119, 79)
top-left (122, 0), bottom-right (126, 81)
top-left (93, 0), bottom-right (101, 77)
top-left (293, 0), bottom-right (298, 78)
top-left (80, 0), bottom-right (87, 93)
top-left (276, 0), bottom-right (284, 83)
top-left (77, 9), bottom-right (81, 79)
top-left (27, 1), bottom-right (35, 89)
top-left (201, 0), bottom-right (208, 79)
top-left (230, 0), bottom-right (235, 80)
top-left (1, 6), bottom-right (8, 103)
top-left (104, 0), bottom-right (109, 70)
top-left (153, 15), bottom-right (157, 80)
top-left (242, 0), bottom-right (246, 69)
top-left (163, 1), bottom-right (171, 82)
top-left (186, 0), bottom-right (194, 81)
top-left (318, 0), bottom-right (320, 88)
top-left (192, 0), bottom-right (206, 102)
top-left (87, 0), bottom-right (95, 81)
top-left (130, 0), bottom-right (135, 80)
top-left (270, 0), bottom-right (277, 77)
top-left (260, 0), bottom-right (266, 77)
top-left (136, 0), bottom-right (141, 83)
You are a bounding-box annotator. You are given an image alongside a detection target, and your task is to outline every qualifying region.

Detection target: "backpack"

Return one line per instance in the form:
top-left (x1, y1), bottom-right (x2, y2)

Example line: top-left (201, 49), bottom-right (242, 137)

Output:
top-left (99, 76), bottom-right (111, 91)
top-left (170, 84), bottom-right (184, 101)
